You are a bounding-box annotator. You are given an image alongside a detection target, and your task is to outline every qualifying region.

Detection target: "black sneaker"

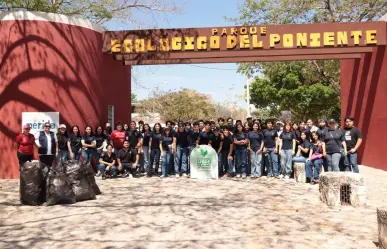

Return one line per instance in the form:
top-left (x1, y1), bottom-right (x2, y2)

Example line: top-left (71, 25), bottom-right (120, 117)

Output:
top-left (102, 174), bottom-right (106, 180)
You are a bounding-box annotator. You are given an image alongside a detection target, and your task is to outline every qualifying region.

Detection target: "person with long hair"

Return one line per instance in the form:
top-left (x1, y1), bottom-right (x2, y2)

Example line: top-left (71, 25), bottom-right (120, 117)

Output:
top-left (123, 123), bottom-right (129, 132)
top-left (126, 121), bottom-right (143, 172)
top-left (174, 122), bottom-right (190, 178)
top-left (98, 144), bottom-right (117, 180)
top-left (142, 123), bottom-right (152, 176)
top-left (35, 122), bottom-right (58, 168)
top-left (279, 121), bottom-right (296, 179)
top-left (94, 125), bottom-right (107, 172)
top-left (81, 126), bottom-right (97, 165)
top-left (248, 122), bottom-right (264, 178)
top-left (149, 123), bottom-right (162, 175)
top-left (15, 124), bottom-right (36, 169)
top-left (233, 123), bottom-right (248, 178)
top-left (220, 126), bottom-right (234, 177)
top-left (160, 127), bottom-right (175, 178)
top-left (68, 125), bottom-right (82, 160)
top-left (56, 124), bottom-right (70, 163)
top-left (292, 131), bottom-right (310, 163)
top-left (262, 120), bottom-right (279, 178)
top-left (306, 131), bottom-right (324, 183)
top-left (110, 122), bottom-right (126, 155)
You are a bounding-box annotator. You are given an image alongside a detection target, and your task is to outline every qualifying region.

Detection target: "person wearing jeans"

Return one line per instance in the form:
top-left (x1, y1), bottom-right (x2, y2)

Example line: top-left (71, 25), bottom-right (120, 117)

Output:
top-left (117, 141), bottom-right (139, 178)
top-left (262, 120), bottom-right (279, 177)
top-left (160, 127), bottom-right (175, 178)
top-left (81, 126), bottom-right (97, 165)
top-left (343, 116), bottom-right (363, 173)
top-left (279, 122), bottom-right (296, 179)
top-left (248, 123), bottom-right (264, 178)
top-left (220, 126), bottom-right (234, 177)
top-left (322, 119), bottom-right (347, 172)
top-left (293, 131), bottom-right (310, 163)
top-left (142, 124), bottom-right (152, 176)
top-left (98, 144), bottom-right (117, 180)
top-left (149, 123), bottom-right (162, 175)
top-left (233, 123), bottom-right (248, 178)
top-left (187, 122), bottom-right (201, 174)
top-left (174, 122), bottom-right (190, 177)
top-left (35, 122), bottom-right (58, 169)
top-left (210, 127), bottom-right (223, 177)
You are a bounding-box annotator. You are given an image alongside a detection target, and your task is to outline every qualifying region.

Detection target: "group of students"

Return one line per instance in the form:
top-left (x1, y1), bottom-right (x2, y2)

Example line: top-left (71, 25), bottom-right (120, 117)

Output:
top-left (15, 116), bottom-right (362, 183)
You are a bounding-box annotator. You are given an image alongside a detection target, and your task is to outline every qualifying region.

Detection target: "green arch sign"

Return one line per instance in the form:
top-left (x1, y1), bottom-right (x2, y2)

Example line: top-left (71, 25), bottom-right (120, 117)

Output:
top-left (190, 145), bottom-right (218, 179)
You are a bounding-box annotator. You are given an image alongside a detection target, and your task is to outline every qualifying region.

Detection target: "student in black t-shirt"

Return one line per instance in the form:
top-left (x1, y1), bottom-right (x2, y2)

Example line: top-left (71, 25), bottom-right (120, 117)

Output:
top-left (94, 125), bottom-right (107, 166)
top-left (210, 127), bottom-right (224, 177)
top-left (160, 127), bottom-right (175, 178)
top-left (173, 122), bottom-right (189, 177)
top-left (293, 131), bottom-right (310, 163)
top-left (126, 121), bottom-right (143, 150)
top-left (343, 116), bottom-right (362, 173)
top-left (306, 131), bottom-right (324, 183)
top-left (221, 126), bottom-right (234, 177)
top-left (117, 140), bottom-right (139, 178)
top-left (68, 125), bottom-right (82, 160)
top-left (279, 121), bottom-right (296, 179)
top-left (56, 124), bottom-right (69, 162)
top-left (234, 123), bottom-right (248, 178)
top-left (322, 119), bottom-right (347, 172)
top-left (226, 117), bottom-right (234, 136)
top-left (197, 121), bottom-right (213, 146)
top-left (81, 126), bottom-right (97, 165)
top-left (142, 124), bottom-right (152, 176)
top-left (248, 123), bottom-right (264, 178)
top-left (217, 118), bottom-right (225, 129)
top-left (262, 120), bottom-right (279, 178)
top-left (149, 123), bottom-right (162, 175)
top-left (98, 144), bottom-right (117, 180)
top-left (317, 119), bottom-right (328, 140)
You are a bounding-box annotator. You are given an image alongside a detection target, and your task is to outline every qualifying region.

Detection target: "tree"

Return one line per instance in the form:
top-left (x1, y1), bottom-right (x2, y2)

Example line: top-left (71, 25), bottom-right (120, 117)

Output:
top-left (131, 93), bottom-right (137, 103)
top-left (230, 0), bottom-right (386, 121)
top-left (0, 0), bottom-right (181, 25)
top-left (139, 88), bottom-right (216, 122)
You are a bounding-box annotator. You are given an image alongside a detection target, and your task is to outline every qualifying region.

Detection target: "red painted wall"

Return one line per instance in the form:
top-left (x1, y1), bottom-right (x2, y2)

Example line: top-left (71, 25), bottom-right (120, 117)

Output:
top-left (0, 20), bottom-right (131, 178)
top-left (340, 42), bottom-right (387, 170)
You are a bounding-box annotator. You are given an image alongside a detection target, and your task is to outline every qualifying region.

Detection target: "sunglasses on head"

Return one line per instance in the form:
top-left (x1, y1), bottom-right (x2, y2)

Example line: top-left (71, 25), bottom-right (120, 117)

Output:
top-left (45, 126), bottom-right (51, 128)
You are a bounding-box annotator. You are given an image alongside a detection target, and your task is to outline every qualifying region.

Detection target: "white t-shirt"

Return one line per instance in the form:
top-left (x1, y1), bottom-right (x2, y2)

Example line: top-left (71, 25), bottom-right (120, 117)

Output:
top-left (35, 131), bottom-right (58, 155)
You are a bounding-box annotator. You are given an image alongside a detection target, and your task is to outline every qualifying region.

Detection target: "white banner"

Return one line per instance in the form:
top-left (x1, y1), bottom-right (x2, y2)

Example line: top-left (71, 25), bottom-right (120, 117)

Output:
top-left (22, 112), bottom-right (60, 136)
top-left (190, 145), bottom-right (219, 179)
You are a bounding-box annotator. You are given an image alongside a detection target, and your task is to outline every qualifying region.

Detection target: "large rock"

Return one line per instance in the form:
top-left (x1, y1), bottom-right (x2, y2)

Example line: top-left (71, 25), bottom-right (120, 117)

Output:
top-left (378, 207), bottom-right (387, 249)
top-left (319, 172), bottom-right (366, 207)
top-left (293, 162), bottom-right (306, 183)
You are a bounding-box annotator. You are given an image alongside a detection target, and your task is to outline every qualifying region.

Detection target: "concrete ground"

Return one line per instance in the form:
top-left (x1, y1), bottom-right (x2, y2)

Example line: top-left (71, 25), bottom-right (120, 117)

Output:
top-left (0, 165), bottom-right (386, 249)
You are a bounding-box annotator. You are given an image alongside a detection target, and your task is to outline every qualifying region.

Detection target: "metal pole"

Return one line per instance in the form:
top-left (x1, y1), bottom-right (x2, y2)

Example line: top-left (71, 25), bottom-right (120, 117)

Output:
top-left (246, 77), bottom-right (251, 117)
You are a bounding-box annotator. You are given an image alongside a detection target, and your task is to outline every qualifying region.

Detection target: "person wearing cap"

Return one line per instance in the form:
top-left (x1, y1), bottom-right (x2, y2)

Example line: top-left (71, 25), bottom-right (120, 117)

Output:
top-left (211, 127), bottom-right (224, 177)
top-left (322, 119), bottom-right (347, 172)
top-left (160, 127), bottom-right (175, 178)
top-left (15, 124), bottom-right (36, 169)
top-left (173, 122), bottom-right (190, 177)
top-left (35, 122), bottom-right (58, 168)
top-left (343, 116), bottom-right (362, 173)
top-left (56, 124), bottom-right (70, 163)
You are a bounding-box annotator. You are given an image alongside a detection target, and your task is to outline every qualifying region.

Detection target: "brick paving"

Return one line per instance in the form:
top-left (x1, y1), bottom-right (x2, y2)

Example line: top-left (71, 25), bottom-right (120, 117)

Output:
top-left (0, 165), bottom-right (386, 249)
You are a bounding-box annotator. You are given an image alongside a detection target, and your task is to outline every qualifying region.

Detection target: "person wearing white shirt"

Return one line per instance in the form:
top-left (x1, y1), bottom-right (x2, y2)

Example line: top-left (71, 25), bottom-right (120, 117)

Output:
top-left (35, 122), bottom-right (58, 168)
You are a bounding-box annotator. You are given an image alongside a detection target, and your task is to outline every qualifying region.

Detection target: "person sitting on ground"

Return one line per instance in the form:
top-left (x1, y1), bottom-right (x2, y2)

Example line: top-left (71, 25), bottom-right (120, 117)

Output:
top-left (98, 144), bottom-right (117, 180)
top-left (117, 140), bottom-right (139, 178)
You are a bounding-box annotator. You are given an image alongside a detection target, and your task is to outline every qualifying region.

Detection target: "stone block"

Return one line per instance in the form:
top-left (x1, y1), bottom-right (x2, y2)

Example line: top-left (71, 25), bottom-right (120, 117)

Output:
top-left (319, 172), bottom-right (366, 207)
top-left (293, 162), bottom-right (306, 183)
top-left (378, 207), bottom-right (387, 249)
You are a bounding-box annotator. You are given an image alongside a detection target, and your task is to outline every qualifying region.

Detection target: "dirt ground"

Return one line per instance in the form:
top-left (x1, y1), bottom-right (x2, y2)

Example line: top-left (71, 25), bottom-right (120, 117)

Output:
top-left (0, 165), bottom-right (386, 249)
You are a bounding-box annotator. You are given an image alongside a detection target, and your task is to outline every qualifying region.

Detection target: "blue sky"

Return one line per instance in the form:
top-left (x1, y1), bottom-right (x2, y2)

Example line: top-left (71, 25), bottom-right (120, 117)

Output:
top-left (107, 0), bottom-right (246, 106)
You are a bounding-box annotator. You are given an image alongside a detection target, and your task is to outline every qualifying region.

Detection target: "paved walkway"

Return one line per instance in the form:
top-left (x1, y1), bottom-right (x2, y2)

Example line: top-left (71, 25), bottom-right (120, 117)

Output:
top-left (0, 165), bottom-right (386, 249)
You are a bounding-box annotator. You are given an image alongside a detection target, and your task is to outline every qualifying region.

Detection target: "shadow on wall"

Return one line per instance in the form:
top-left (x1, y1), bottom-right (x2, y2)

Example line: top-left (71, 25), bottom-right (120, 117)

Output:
top-left (0, 17), bottom-right (115, 178)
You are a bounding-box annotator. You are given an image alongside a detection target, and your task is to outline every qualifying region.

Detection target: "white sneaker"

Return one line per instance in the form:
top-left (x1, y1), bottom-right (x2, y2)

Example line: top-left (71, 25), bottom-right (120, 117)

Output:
top-left (242, 173), bottom-right (247, 179)
top-left (284, 175), bottom-right (290, 179)
top-left (236, 174), bottom-right (241, 178)
top-left (160, 175), bottom-right (165, 179)
top-left (176, 174), bottom-right (180, 178)
top-left (182, 173), bottom-right (188, 178)
top-left (279, 174), bottom-right (284, 179)
top-left (128, 174), bottom-right (133, 179)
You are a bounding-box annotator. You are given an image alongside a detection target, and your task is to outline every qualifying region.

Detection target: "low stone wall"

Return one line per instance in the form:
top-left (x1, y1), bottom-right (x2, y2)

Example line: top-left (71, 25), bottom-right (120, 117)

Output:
top-left (378, 207), bottom-right (387, 249)
top-left (319, 172), bottom-right (365, 207)
top-left (294, 162), bottom-right (306, 183)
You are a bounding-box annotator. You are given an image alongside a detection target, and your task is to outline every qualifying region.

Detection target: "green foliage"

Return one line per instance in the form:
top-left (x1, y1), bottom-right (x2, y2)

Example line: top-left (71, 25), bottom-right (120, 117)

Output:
top-left (131, 93), bottom-right (137, 103)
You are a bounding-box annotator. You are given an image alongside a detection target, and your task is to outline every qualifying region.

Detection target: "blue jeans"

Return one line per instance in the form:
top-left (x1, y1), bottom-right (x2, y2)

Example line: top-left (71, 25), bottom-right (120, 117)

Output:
top-left (150, 149), bottom-right (161, 174)
top-left (57, 150), bottom-right (69, 163)
top-left (143, 146), bottom-right (150, 173)
top-left (162, 151), bottom-right (172, 176)
top-left (306, 159), bottom-right (323, 179)
top-left (174, 146), bottom-right (189, 174)
top-left (280, 149), bottom-right (293, 177)
top-left (327, 153), bottom-right (341, 172)
top-left (82, 149), bottom-right (97, 164)
top-left (250, 150), bottom-right (263, 177)
top-left (121, 162), bottom-right (136, 174)
top-left (235, 149), bottom-right (248, 174)
top-left (344, 152), bottom-right (359, 173)
top-left (220, 150), bottom-right (233, 174)
top-left (292, 156), bottom-right (307, 163)
top-left (98, 163), bottom-right (117, 176)
top-left (266, 148), bottom-right (279, 177)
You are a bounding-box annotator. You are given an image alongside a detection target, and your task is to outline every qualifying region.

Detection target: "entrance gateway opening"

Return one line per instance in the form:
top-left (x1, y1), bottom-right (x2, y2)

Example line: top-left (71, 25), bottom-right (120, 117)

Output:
top-left (103, 21), bottom-right (387, 171)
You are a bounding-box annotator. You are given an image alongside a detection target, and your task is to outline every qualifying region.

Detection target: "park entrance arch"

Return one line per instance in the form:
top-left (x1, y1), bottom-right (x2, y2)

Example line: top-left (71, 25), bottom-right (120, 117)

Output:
top-left (103, 21), bottom-right (387, 171)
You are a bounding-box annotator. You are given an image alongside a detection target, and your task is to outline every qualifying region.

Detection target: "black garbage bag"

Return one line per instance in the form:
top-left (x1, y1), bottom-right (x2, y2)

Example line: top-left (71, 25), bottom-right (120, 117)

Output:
top-left (20, 161), bottom-right (43, 206)
top-left (81, 164), bottom-right (101, 195)
top-left (45, 166), bottom-right (76, 206)
top-left (39, 161), bottom-right (51, 203)
top-left (66, 161), bottom-right (96, 202)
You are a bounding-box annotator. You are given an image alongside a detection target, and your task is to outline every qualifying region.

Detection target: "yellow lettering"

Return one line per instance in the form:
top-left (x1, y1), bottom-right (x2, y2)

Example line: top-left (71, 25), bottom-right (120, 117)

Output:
top-left (366, 30), bottom-right (377, 45)
top-left (337, 31), bottom-right (348, 46)
top-left (221, 28), bottom-right (227, 36)
top-left (323, 32), bottom-right (335, 46)
top-left (252, 35), bottom-right (263, 48)
top-left (197, 36), bottom-right (207, 50)
top-left (249, 27), bottom-right (257, 35)
top-left (212, 28), bottom-right (218, 36)
top-left (296, 33), bottom-right (307, 47)
top-left (351, 31), bottom-right (362, 45)
top-left (240, 27), bottom-right (247, 35)
top-left (283, 34), bottom-right (294, 48)
top-left (239, 35), bottom-right (250, 49)
top-left (260, 27), bottom-right (267, 35)
top-left (184, 37), bottom-right (195, 51)
top-left (171, 37), bottom-right (182, 51)
top-left (210, 36), bottom-right (220, 50)
top-left (160, 38), bottom-right (169, 51)
top-left (230, 28), bottom-right (238, 35)
top-left (270, 34), bottom-right (280, 48)
top-left (147, 40), bottom-right (157, 52)
top-left (135, 39), bottom-right (145, 52)
top-left (310, 33), bottom-right (321, 47)
top-left (227, 35), bottom-right (237, 49)
top-left (111, 39), bottom-right (121, 53)
top-left (123, 39), bottom-right (133, 53)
